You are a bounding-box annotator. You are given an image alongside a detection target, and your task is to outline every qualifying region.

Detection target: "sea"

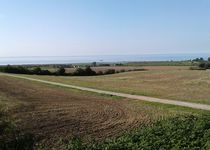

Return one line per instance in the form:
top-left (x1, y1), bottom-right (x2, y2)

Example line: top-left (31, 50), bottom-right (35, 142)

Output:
top-left (0, 53), bottom-right (209, 65)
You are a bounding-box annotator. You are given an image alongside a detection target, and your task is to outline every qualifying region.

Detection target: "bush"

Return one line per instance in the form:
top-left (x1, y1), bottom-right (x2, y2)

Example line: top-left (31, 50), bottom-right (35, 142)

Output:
top-left (0, 65), bottom-right (145, 76)
top-left (73, 67), bottom-right (96, 76)
top-left (99, 64), bottom-right (111, 66)
top-left (199, 62), bottom-right (207, 69)
top-left (32, 67), bottom-right (52, 75)
top-left (206, 62), bottom-right (210, 69)
top-left (73, 68), bottom-right (86, 76)
top-left (32, 67), bottom-right (42, 74)
top-left (190, 66), bottom-right (206, 70)
top-left (197, 62), bottom-right (210, 70)
top-left (56, 67), bottom-right (66, 75)
top-left (0, 109), bottom-right (35, 150)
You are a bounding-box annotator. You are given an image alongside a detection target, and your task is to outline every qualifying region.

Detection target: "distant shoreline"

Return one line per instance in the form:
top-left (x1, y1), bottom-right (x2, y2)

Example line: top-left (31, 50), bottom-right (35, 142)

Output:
top-left (0, 53), bottom-right (209, 65)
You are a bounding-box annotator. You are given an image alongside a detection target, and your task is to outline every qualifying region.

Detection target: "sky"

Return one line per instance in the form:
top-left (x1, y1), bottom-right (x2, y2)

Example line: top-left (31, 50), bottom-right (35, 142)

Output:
top-left (0, 0), bottom-right (210, 57)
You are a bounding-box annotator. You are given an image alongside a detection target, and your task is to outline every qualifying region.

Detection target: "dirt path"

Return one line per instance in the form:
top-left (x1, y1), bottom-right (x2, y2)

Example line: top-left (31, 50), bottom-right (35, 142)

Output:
top-left (2, 73), bottom-right (210, 111)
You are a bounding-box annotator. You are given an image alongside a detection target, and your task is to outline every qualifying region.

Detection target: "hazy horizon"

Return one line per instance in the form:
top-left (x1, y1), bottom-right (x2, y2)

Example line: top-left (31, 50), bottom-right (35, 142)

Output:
top-left (0, 52), bottom-right (210, 58)
top-left (0, 53), bottom-right (209, 65)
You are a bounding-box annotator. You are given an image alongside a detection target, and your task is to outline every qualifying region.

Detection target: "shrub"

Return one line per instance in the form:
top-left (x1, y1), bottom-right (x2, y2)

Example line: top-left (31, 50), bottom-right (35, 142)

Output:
top-left (84, 66), bottom-right (96, 76)
top-left (190, 66), bottom-right (206, 70)
top-left (32, 67), bottom-right (52, 75)
top-left (32, 67), bottom-right (42, 74)
top-left (199, 62), bottom-right (207, 69)
top-left (99, 64), bottom-right (111, 66)
top-left (56, 67), bottom-right (66, 75)
top-left (39, 70), bottom-right (52, 75)
top-left (73, 68), bottom-right (85, 76)
top-left (73, 67), bottom-right (96, 76)
top-left (0, 109), bottom-right (35, 150)
top-left (206, 62), bottom-right (210, 69)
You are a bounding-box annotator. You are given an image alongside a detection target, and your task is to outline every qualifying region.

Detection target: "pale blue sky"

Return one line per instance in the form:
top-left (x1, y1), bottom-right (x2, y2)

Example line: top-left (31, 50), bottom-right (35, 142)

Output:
top-left (0, 0), bottom-right (210, 57)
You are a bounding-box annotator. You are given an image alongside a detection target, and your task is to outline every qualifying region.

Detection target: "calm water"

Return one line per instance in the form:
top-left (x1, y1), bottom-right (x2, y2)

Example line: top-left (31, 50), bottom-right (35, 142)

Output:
top-left (0, 53), bottom-right (209, 65)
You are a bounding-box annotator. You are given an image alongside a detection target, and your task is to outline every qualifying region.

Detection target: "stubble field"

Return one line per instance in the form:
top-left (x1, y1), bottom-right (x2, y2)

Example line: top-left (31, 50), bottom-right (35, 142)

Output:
top-left (20, 66), bottom-right (210, 105)
top-left (0, 75), bottom-right (186, 149)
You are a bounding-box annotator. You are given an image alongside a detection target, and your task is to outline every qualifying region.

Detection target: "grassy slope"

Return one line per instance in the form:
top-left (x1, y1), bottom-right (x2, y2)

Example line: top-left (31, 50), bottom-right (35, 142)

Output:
top-left (17, 66), bottom-right (210, 105)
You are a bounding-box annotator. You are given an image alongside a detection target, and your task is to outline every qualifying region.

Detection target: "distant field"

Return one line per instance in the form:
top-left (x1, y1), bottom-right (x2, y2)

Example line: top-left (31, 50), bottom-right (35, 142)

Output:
top-left (68, 66), bottom-right (145, 73)
top-left (36, 62), bottom-right (192, 72)
top-left (19, 66), bottom-right (210, 105)
top-left (45, 66), bottom-right (144, 73)
top-left (0, 75), bottom-right (201, 149)
top-left (126, 60), bottom-right (197, 66)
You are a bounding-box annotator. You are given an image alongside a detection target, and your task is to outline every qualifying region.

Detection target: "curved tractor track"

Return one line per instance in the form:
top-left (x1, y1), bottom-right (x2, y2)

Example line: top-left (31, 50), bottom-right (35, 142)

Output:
top-left (0, 76), bottom-right (145, 148)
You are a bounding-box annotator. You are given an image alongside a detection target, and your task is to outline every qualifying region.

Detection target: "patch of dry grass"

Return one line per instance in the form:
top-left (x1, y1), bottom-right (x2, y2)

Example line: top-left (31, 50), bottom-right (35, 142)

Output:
top-left (64, 66), bottom-right (143, 73)
top-left (17, 66), bottom-right (210, 104)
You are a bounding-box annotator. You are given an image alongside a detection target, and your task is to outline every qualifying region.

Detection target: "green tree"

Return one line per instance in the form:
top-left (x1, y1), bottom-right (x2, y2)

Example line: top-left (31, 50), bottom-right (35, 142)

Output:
top-left (84, 66), bottom-right (96, 76)
top-left (32, 67), bottom-right (42, 74)
top-left (57, 67), bottom-right (66, 75)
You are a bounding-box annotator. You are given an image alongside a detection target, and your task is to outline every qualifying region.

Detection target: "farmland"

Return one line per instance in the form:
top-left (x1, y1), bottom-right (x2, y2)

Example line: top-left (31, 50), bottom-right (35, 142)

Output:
top-left (0, 74), bottom-right (209, 149)
top-left (2, 0), bottom-right (210, 149)
top-left (65, 66), bottom-right (144, 74)
top-left (19, 66), bottom-right (210, 105)
top-left (2, 66), bottom-right (210, 149)
top-left (0, 75), bottom-right (176, 149)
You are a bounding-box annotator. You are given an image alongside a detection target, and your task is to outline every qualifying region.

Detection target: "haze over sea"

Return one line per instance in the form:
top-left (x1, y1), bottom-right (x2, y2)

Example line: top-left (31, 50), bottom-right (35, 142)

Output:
top-left (0, 53), bottom-right (209, 65)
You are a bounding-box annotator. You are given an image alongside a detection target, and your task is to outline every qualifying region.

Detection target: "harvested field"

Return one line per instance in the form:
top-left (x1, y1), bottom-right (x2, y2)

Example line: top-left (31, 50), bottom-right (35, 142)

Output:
top-left (19, 66), bottom-right (210, 104)
top-left (1, 75), bottom-right (209, 149)
top-left (143, 66), bottom-right (189, 71)
top-left (64, 66), bottom-right (144, 73)
top-left (0, 76), bottom-right (168, 148)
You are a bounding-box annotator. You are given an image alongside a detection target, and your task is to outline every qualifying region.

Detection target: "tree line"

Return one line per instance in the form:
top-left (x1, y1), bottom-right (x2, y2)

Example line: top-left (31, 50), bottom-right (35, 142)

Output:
top-left (197, 57), bottom-right (210, 69)
top-left (0, 65), bottom-right (129, 76)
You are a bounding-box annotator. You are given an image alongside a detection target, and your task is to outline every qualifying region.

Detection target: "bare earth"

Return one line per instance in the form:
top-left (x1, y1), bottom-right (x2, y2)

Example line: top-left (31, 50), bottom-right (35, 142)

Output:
top-left (0, 75), bottom-right (147, 148)
top-left (3, 73), bottom-right (210, 111)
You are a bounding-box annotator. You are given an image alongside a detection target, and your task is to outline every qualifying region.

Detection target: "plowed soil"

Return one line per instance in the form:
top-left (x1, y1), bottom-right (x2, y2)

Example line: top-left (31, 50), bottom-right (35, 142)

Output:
top-left (0, 76), bottom-right (150, 148)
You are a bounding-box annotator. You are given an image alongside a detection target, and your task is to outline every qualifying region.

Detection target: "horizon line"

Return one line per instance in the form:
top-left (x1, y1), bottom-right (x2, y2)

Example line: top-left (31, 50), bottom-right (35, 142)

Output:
top-left (0, 52), bottom-right (209, 58)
